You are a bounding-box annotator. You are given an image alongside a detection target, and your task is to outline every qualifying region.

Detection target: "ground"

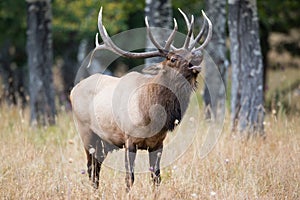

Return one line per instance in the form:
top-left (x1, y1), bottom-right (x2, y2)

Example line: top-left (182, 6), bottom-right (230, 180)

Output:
top-left (0, 103), bottom-right (299, 199)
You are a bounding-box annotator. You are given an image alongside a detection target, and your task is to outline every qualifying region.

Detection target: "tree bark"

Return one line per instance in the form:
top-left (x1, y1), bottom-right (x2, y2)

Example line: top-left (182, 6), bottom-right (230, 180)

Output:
top-left (204, 0), bottom-right (228, 120)
top-left (144, 0), bottom-right (172, 66)
top-left (228, 0), bottom-right (264, 135)
top-left (26, 0), bottom-right (56, 125)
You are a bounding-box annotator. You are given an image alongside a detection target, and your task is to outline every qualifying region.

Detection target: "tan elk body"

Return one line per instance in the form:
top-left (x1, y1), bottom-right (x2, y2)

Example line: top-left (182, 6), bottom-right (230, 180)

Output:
top-left (70, 7), bottom-right (212, 190)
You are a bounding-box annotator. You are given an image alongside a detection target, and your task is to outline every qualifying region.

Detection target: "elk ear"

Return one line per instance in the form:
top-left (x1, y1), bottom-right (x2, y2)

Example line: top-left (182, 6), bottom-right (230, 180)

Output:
top-left (142, 64), bottom-right (164, 75)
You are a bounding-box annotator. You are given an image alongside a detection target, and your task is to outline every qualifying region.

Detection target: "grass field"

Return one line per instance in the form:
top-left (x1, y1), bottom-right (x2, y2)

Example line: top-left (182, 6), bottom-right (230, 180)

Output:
top-left (0, 103), bottom-right (299, 200)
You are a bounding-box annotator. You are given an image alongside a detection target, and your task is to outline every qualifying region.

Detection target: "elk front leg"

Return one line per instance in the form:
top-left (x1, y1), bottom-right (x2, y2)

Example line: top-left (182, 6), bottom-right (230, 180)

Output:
top-left (92, 159), bottom-right (102, 189)
top-left (148, 145), bottom-right (163, 186)
top-left (125, 140), bottom-right (137, 192)
top-left (85, 149), bottom-right (92, 180)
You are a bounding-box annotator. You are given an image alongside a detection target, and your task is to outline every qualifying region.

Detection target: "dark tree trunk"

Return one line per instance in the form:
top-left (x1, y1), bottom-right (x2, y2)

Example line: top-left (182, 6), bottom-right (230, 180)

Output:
top-left (0, 41), bottom-right (27, 107)
top-left (144, 0), bottom-right (172, 66)
top-left (61, 38), bottom-right (79, 107)
top-left (228, 0), bottom-right (264, 135)
top-left (203, 0), bottom-right (228, 120)
top-left (0, 41), bottom-right (16, 105)
top-left (259, 21), bottom-right (269, 95)
top-left (26, 0), bottom-right (56, 125)
top-left (0, 40), bottom-right (17, 105)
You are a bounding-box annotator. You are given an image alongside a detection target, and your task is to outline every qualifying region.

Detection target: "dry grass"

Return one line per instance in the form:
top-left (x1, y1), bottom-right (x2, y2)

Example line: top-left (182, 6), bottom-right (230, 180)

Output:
top-left (0, 104), bottom-right (299, 200)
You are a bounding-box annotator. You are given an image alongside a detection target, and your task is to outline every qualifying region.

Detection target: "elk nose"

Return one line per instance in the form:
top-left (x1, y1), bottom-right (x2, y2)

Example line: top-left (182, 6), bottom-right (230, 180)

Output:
top-left (189, 65), bottom-right (202, 72)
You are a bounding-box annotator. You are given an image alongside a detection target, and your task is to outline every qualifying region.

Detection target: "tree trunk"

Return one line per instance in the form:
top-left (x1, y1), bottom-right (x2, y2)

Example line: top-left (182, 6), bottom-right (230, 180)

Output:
top-left (228, 0), bottom-right (264, 135)
top-left (0, 40), bottom-right (17, 105)
top-left (203, 0), bottom-right (228, 120)
top-left (61, 38), bottom-right (79, 108)
top-left (26, 0), bottom-right (56, 125)
top-left (144, 0), bottom-right (172, 66)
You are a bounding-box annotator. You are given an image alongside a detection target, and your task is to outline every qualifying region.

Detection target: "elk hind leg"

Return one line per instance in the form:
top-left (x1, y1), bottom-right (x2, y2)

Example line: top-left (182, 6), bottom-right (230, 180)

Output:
top-left (86, 135), bottom-right (108, 189)
top-left (85, 149), bottom-right (92, 180)
top-left (125, 142), bottom-right (137, 192)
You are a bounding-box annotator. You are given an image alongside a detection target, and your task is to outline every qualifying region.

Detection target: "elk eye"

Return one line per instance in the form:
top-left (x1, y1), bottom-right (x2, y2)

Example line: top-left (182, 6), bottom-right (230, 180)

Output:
top-left (170, 58), bottom-right (177, 63)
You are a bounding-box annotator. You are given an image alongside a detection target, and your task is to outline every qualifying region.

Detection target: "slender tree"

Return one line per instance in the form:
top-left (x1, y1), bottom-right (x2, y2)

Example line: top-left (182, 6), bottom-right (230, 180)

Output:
top-left (26, 0), bottom-right (56, 125)
top-left (228, 0), bottom-right (264, 134)
top-left (203, 0), bottom-right (228, 120)
top-left (145, 0), bottom-right (173, 66)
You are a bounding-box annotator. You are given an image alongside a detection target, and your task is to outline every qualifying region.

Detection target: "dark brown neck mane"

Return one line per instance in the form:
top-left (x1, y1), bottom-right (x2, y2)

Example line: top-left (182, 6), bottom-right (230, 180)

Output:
top-left (140, 69), bottom-right (197, 132)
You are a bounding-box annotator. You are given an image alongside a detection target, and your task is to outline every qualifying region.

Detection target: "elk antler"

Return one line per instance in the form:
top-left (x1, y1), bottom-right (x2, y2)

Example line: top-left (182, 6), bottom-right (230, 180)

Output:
top-left (177, 9), bottom-right (212, 52)
top-left (88, 7), bottom-right (212, 67)
top-left (87, 7), bottom-right (178, 67)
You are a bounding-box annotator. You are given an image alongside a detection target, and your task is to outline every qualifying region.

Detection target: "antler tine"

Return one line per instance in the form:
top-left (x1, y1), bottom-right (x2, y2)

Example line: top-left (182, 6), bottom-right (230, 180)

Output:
top-left (183, 15), bottom-right (194, 49)
top-left (87, 33), bottom-right (105, 68)
top-left (178, 8), bottom-right (195, 50)
top-left (178, 8), bottom-right (190, 30)
top-left (145, 16), bottom-right (164, 51)
top-left (164, 18), bottom-right (178, 51)
top-left (97, 7), bottom-right (128, 55)
top-left (97, 7), bottom-right (112, 49)
top-left (193, 10), bottom-right (212, 51)
top-left (189, 17), bottom-right (206, 50)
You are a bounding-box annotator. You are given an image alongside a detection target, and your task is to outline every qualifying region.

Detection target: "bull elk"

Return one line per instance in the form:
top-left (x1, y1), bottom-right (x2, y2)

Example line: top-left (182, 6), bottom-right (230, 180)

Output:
top-left (70, 7), bottom-right (212, 190)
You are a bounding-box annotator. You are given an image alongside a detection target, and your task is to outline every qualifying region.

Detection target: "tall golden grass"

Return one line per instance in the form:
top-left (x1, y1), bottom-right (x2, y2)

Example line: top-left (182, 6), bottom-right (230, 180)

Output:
top-left (0, 104), bottom-right (299, 199)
